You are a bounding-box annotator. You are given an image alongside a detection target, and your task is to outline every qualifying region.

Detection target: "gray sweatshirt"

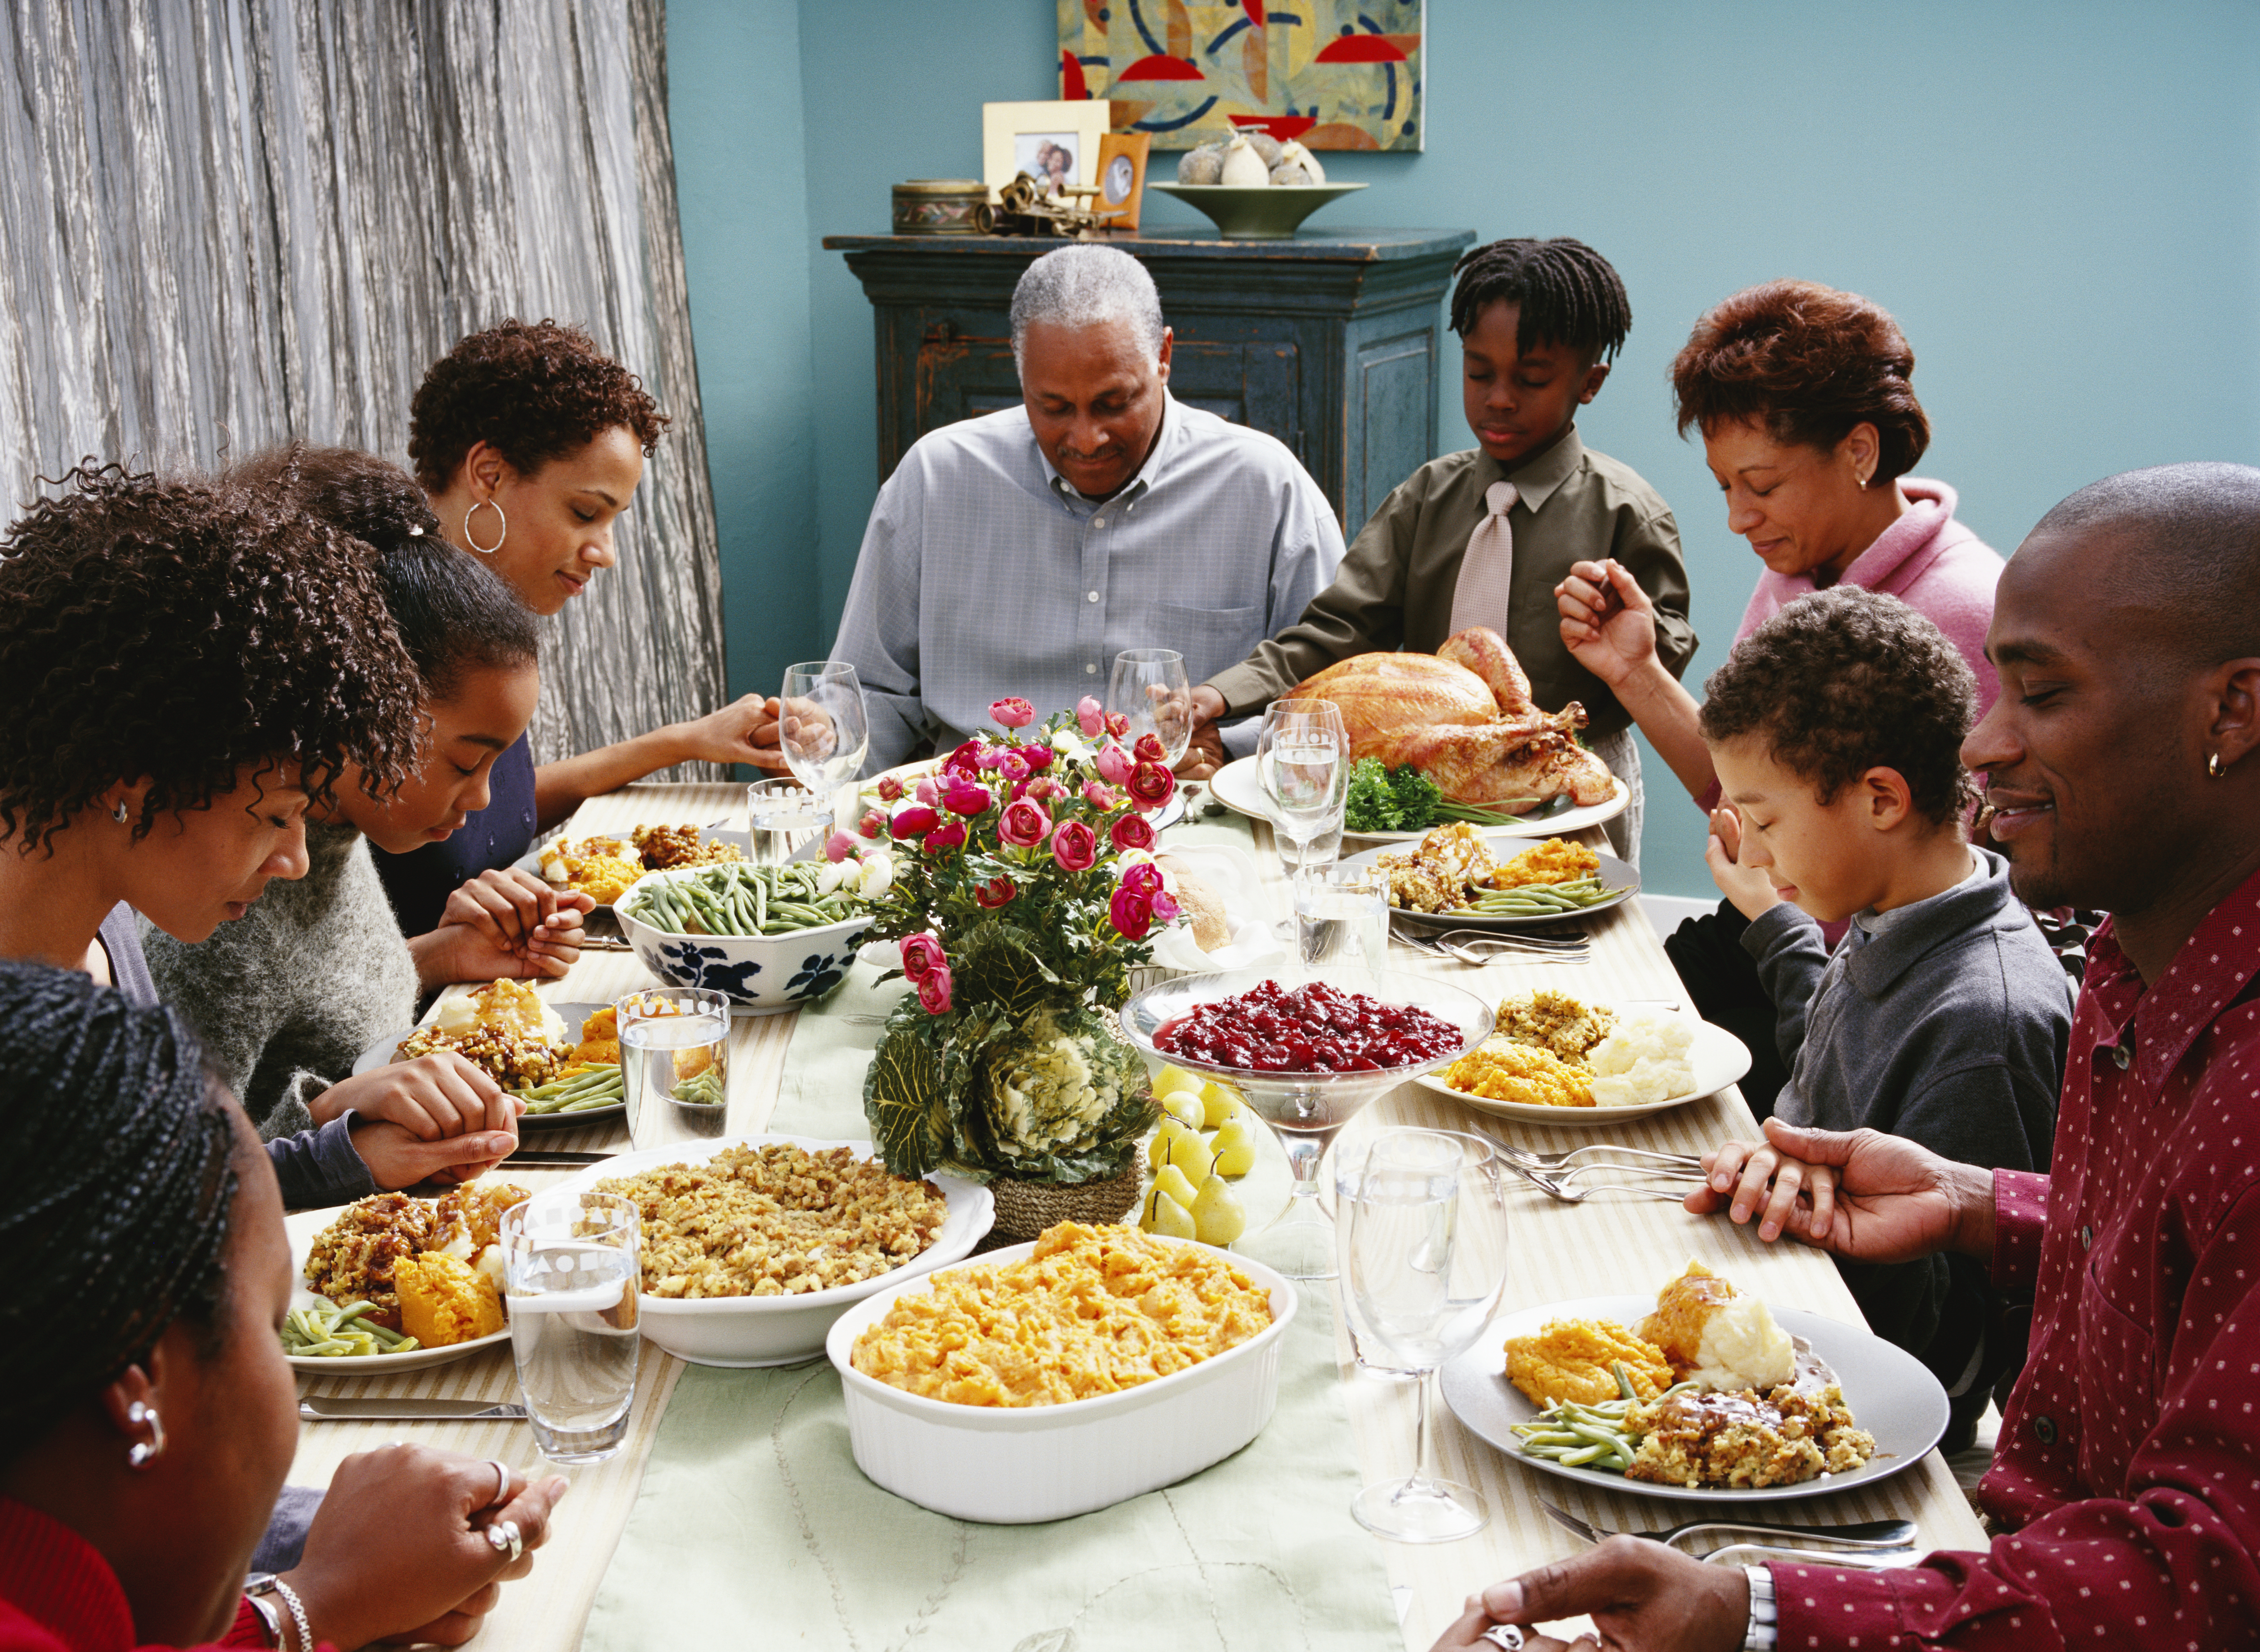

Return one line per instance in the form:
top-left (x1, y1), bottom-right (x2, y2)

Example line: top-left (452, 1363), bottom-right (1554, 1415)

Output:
top-left (1742, 847), bottom-right (2073, 1363)
top-left (141, 821), bottom-right (419, 1207)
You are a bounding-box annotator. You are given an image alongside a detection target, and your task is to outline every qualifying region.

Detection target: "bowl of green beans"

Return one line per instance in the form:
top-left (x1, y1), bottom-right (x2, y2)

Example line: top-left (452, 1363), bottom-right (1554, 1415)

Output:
top-left (616, 860), bottom-right (875, 1014)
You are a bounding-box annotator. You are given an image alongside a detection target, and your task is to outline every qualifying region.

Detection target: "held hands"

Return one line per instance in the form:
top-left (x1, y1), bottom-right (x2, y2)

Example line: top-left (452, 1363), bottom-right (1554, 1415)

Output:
top-left (682, 692), bottom-right (793, 772)
top-left (282, 1444), bottom-right (569, 1649)
top-left (1683, 1116), bottom-right (1997, 1264)
top-left (1703, 808), bottom-right (1781, 921)
top-left (1180, 686), bottom-right (1230, 780)
top-left (425, 869), bottom-right (592, 985)
top-left (348, 1115), bottom-right (519, 1190)
top-left (1429, 1536), bottom-right (1747, 1652)
top-left (1554, 559), bottom-right (1658, 689)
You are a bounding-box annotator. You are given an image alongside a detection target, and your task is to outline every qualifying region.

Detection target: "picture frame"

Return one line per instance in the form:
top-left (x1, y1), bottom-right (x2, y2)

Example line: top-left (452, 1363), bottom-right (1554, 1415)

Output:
top-left (1093, 132), bottom-right (1151, 232)
top-left (981, 100), bottom-right (1112, 204)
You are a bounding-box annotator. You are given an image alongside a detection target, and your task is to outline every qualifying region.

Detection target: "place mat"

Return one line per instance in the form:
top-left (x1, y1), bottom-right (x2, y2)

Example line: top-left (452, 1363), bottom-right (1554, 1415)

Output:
top-left (582, 1292), bottom-right (1400, 1651)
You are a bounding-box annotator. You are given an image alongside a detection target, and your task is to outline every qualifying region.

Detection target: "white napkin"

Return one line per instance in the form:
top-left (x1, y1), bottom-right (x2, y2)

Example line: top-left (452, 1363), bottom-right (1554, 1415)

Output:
top-left (1147, 842), bottom-right (1288, 973)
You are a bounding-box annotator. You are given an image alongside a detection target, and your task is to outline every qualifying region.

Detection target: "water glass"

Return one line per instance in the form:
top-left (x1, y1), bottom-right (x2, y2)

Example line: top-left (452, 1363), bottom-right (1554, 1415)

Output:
top-left (1338, 1128), bottom-right (1510, 1542)
top-left (1296, 868), bottom-right (1389, 978)
top-left (619, 987), bottom-right (731, 1139)
top-left (1107, 649), bottom-right (1193, 767)
top-left (781, 660), bottom-right (871, 823)
top-left (502, 1191), bottom-right (641, 1464)
top-left (1280, 818), bottom-right (1341, 877)
top-left (1256, 699), bottom-right (1348, 881)
top-left (745, 778), bottom-right (830, 866)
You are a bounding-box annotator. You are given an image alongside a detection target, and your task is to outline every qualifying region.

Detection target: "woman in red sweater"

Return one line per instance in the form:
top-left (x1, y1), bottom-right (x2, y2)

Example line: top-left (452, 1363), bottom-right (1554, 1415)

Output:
top-left (0, 962), bottom-right (567, 1651)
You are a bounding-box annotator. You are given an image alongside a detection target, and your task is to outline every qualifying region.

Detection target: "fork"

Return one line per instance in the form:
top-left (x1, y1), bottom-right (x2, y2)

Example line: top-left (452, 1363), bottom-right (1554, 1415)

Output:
top-left (1393, 928), bottom-right (1589, 965)
top-left (1511, 1163), bottom-right (1703, 1204)
top-left (1539, 1499), bottom-right (1917, 1552)
top-left (1491, 1142), bottom-right (1704, 1176)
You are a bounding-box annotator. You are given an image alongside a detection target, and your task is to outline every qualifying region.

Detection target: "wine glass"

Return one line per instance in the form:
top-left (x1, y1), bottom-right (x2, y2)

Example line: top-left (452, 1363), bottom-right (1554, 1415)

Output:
top-left (780, 660), bottom-right (870, 826)
top-left (1256, 699), bottom-right (1347, 888)
top-left (1338, 1128), bottom-right (1510, 1541)
top-left (1107, 649), bottom-right (1193, 767)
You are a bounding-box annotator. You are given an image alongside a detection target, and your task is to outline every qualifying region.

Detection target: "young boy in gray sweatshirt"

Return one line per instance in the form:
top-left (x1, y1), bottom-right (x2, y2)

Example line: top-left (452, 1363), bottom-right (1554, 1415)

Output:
top-left (1697, 587), bottom-right (2073, 1450)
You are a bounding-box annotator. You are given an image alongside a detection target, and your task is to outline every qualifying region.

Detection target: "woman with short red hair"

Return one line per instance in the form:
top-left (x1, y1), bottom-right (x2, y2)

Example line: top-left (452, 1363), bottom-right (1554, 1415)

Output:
top-left (1555, 280), bottom-right (2006, 1114)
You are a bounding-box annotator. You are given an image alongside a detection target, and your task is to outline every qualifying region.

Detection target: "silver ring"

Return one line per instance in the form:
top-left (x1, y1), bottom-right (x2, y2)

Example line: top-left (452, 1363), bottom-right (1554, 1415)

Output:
top-left (484, 1518), bottom-right (524, 1563)
top-left (483, 1458), bottom-right (511, 1510)
top-left (1482, 1629), bottom-right (1525, 1652)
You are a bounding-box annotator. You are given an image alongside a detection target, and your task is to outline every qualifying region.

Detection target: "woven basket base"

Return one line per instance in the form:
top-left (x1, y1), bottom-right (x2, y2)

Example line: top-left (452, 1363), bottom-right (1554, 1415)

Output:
top-left (988, 1163), bottom-right (1142, 1241)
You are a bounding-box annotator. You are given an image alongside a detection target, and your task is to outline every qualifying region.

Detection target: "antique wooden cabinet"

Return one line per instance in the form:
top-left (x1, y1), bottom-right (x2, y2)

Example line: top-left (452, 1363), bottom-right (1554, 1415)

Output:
top-left (821, 228), bottom-right (1475, 533)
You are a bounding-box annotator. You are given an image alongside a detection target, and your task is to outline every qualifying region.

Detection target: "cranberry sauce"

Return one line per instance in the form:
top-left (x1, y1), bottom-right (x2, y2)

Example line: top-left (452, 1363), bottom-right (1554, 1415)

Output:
top-left (1154, 979), bottom-right (1461, 1074)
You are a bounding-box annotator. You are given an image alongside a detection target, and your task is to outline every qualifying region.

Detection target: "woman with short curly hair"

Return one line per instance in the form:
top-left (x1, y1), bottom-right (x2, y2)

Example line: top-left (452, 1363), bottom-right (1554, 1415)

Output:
top-left (1553, 281), bottom-right (2007, 1115)
top-left (0, 464), bottom-right (517, 1205)
top-left (378, 318), bottom-right (781, 933)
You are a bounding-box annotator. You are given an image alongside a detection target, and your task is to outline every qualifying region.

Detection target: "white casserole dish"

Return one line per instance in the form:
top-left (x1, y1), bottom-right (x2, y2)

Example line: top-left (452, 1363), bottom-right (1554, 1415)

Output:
top-left (825, 1236), bottom-right (1299, 1523)
top-left (549, 1134), bottom-right (993, 1368)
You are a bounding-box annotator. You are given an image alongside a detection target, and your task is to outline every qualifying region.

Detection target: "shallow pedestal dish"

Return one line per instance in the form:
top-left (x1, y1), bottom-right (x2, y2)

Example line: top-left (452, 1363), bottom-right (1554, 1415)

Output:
top-left (549, 1134), bottom-right (992, 1367)
top-left (616, 865), bottom-right (869, 1013)
top-left (826, 1237), bottom-right (1297, 1523)
top-left (1151, 182), bottom-right (1366, 238)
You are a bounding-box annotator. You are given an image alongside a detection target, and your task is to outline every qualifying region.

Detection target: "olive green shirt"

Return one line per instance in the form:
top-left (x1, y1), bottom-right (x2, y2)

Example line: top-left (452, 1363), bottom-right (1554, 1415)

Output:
top-left (1203, 427), bottom-right (1697, 739)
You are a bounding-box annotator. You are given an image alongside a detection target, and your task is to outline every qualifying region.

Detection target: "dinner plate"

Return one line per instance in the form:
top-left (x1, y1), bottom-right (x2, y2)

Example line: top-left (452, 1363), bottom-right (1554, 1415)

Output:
top-left (351, 1001), bottom-right (622, 1131)
top-left (1341, 842), bottom-right (1639, 929)
top-left (1208, 755), bottom-right (1629, 842)
top-left (514, 824), bottom-right (751, 912)
top-left (1415, 1008), bottom-right (1751, 1124)
top-left (283, 1204), bottom-right (512, 1375)
top-left (1441, 1294), bottom-right (1948, 1504)
top-left (863, 757), bottom-right (1187, 830)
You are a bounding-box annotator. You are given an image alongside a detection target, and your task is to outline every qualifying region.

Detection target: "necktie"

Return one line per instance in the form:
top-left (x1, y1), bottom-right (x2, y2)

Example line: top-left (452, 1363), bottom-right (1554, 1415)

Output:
top-left (1448, 480), bottom-right (1519, 636)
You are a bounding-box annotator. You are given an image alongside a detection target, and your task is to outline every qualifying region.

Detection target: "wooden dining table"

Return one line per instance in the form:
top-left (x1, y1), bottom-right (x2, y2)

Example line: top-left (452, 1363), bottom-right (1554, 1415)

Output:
top-left (287, 780), bottom-right (1987, 1650)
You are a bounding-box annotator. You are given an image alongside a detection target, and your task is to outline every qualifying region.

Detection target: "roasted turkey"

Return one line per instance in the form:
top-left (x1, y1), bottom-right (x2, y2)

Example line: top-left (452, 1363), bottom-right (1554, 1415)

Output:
top-left (1289, 628), bottom-right (1617, 811)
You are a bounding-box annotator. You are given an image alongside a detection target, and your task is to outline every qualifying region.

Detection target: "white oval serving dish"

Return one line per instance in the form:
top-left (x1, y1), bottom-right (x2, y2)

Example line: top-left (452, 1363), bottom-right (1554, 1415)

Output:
top-left (825, 1235), bottom-right (1298, 1523)
top-left (549, 1133), bottom-right (993, 1368)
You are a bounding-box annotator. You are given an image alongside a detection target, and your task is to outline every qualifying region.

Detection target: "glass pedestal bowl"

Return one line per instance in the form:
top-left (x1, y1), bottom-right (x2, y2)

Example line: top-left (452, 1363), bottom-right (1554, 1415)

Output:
top-left (1118, 969), bottom-right (1494, 1280)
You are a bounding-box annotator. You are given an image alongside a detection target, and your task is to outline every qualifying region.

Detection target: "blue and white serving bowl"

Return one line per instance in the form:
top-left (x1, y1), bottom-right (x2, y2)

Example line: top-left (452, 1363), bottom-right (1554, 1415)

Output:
top-left (616, 866), bottom-right (871, 1014)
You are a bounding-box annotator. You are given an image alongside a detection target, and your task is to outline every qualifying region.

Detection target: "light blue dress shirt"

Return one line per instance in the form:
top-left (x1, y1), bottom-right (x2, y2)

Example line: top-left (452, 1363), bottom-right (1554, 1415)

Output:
top-left (831, 395), bottom-right (1345, 772)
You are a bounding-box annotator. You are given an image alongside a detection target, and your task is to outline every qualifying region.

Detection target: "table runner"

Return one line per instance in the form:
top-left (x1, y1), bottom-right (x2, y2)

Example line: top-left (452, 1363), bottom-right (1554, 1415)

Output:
top-left (589, 806), bottom-right (1404, 1647)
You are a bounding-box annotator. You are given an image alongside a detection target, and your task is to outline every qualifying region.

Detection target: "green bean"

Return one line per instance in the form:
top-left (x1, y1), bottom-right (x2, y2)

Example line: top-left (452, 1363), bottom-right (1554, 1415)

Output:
top-left (1557, 1443), bottom-right (1612, 1467)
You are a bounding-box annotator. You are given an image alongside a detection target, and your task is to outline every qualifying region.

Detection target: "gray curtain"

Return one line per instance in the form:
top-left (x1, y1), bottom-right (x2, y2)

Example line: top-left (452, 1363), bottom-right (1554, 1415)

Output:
top-left (0, 0), bottom-right (727, 774)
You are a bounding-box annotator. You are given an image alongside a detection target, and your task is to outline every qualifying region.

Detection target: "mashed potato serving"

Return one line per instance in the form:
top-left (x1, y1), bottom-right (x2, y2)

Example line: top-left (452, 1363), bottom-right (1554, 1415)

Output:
top-left (1444, 990), bottom-right (1695, 1109)
top-left (852, 1223), bottom-right (1274, 1407)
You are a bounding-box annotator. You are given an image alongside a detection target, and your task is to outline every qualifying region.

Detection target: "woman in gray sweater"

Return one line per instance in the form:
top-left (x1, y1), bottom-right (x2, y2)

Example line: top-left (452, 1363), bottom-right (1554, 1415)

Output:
top-left (146, 447), bottom-right (592, 1180)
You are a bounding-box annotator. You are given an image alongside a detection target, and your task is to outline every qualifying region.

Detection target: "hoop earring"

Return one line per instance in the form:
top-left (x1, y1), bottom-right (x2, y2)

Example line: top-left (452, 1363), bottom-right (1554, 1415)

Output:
top-left (2210, 751), bottom-right (2230, 780)
top-left (126, 1400), bottom-right (164, 1468)
top-left (112, 801), bottom-right (129, 824)
top-left (463, 499), bottom-right (506, 556)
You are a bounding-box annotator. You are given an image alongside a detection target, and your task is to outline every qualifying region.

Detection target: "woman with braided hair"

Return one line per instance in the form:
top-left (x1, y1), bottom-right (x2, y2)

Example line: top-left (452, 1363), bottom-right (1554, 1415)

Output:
top-left (0, 465), bottom-right (519, 1204)
top-left (1189, 236), bottom-right (1694, 867)
top-left (1554, 279), bottom-right (2006, 1116)
top-left (0, 960), bottom-right (568, 1651)
top-left (145, 445), bottom-right (594, 1151)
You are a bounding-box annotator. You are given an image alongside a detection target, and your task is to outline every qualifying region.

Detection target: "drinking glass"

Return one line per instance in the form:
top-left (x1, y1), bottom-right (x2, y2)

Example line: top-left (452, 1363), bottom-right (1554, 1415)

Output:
top-left (780, 660), bottom-right (871, 824)
top-left (1107, 649), bottom-right (1193, 767)
top-left (1338, 1129), bottom-right (1511, 1541)
top-left (1279, 818), bottom-right (1340, 878)
top-left (502, 1191), bottom-right (642, 1464)
top-left (618, 987), bottom-right (730, 1140)
top-left (1296, 867), bottom-right (1388, 978)
top-left (745, 778), bottom-right (830, 866)
top-left (1257, 699), bottom-right (1348, 886)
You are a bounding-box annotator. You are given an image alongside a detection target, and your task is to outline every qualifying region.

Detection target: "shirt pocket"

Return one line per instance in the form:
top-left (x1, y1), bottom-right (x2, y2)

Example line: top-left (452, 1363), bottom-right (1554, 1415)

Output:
top-left (2075, 1249), bottom-right (2159, 1492)
top-left (1151, 602), bottom-right (1267, 684)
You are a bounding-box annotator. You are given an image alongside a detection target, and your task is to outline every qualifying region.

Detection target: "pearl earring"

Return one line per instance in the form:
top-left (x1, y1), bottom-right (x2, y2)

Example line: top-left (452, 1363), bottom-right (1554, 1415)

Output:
top-left (126, 1400), bottom-right (165, 1468)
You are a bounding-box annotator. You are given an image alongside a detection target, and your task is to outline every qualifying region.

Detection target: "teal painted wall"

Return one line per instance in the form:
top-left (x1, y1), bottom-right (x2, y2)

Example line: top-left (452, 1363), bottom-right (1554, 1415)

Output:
top-left (670, 0), bottom-right (2260, 895)
top-left (665, 0), bottom-right (819, 704)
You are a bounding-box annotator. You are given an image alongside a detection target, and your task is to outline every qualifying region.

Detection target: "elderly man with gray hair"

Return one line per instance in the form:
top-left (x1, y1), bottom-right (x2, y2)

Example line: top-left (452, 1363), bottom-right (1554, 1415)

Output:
top-left (828, 244), bottom-right (1344, 774)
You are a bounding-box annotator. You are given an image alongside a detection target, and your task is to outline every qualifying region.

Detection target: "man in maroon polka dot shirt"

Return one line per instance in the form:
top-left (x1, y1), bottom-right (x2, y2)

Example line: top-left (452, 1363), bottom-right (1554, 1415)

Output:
top-left (1434, 463), bottom-right (2260, 1652)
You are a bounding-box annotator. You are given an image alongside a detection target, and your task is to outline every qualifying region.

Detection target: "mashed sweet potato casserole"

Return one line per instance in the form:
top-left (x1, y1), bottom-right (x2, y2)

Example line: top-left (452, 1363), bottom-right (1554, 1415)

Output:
top-left (851, 1223), bottom-right (1274, 1407)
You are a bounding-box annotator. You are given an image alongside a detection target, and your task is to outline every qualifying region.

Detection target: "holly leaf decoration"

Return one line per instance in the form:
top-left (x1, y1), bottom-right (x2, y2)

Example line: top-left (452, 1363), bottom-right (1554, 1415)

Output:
top-left (864, 1021), bottom-right (948, 1177)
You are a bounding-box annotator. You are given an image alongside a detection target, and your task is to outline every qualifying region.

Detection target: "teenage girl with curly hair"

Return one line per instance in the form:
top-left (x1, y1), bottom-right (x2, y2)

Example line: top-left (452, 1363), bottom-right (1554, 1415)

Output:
top-left (0, 464), bottom-right (517, 1204)
top-left (0, 960), bottom-right (568, 1651)
top-left (379, 317), bottom-right (782, 933)
top-left (145, 445), bottom-right (596, 1155)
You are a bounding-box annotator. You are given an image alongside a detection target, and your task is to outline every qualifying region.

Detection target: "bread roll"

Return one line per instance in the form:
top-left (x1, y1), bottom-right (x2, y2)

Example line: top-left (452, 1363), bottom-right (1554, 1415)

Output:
top-left (1157, 855), bottom-right (1231, 951)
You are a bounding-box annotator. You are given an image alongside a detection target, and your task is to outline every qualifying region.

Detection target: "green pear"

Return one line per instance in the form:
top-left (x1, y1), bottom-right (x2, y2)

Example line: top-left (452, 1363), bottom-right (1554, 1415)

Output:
top-left (1142, 1186), bottom-right (1197, 1239)
top-left (1150, 1116), bottom-right (1194, 1171)
top-left (1210, 1116), bottom-right (1259, 1178)
top-left (1159, 1089), bottom-right (1206, 1131)
top-left (1200, 1079), bottom-right (1244, 1128)
top-left (1191, 1174), bottom-right (1248, 1245)
top-left (1152, 1163), bottom-right (1200, 1211)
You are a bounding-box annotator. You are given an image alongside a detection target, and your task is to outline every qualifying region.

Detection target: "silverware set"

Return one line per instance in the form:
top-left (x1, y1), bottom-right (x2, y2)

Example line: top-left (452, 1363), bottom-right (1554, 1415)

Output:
top-left (1538, 1498), bottom-right (1919, 1559)
top-left (1392, 923), bottom-right (1591, 965)
top-left (1485, 1141), bottom-right (1710, 1204)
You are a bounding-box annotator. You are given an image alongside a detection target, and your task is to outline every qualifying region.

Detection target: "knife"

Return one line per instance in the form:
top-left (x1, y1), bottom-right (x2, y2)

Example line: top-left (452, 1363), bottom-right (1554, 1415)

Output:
top-left (300, 1396), bottom-right (527, 1422)
top-left (499, 1149), bottom-right (616, 1167)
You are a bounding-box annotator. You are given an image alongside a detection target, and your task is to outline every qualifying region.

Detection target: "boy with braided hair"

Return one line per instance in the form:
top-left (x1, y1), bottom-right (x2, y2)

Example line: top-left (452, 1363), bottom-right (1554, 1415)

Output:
top-left (1189, 236), bottom-right (1694, 864)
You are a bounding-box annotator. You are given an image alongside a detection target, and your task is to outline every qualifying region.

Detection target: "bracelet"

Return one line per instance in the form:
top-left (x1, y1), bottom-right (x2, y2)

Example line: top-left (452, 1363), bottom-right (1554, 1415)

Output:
top-left (274, 1578), bottom-right (313, 1652)
top-left (1742, 1564), bottom-right (1778, 1652)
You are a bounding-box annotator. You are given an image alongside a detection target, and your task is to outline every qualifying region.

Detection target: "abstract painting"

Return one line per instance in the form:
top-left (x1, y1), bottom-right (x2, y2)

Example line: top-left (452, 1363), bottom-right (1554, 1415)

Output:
top-left (1059, 0), bottom-right (1424, 150)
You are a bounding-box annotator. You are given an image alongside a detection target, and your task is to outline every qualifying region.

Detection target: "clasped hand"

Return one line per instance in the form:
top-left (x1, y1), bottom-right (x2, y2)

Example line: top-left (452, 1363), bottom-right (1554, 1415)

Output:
top-left (1554, 559), bottom-right (1658, 688)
